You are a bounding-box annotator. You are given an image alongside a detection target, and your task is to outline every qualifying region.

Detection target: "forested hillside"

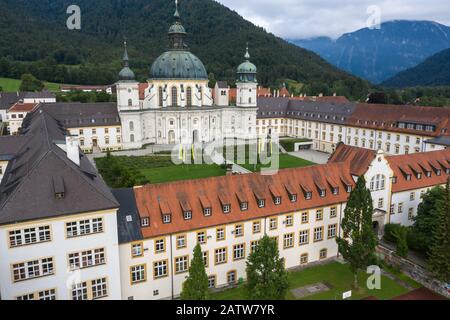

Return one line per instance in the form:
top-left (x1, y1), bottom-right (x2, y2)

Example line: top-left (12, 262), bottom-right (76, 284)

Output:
top-left (0, 0), bottom-right (369, 100)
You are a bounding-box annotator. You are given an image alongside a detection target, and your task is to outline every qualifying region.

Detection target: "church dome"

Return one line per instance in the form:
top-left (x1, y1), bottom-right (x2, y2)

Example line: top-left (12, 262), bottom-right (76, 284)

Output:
top-left (237, 61), bottom-right (257, 74)
top-left (150, 51), bottom-right (207, 80)
top-left (119, 66), bottom-right (135, 81)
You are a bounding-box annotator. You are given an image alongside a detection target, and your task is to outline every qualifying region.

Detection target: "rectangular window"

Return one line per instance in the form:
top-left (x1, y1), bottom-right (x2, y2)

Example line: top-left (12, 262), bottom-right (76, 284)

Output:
top-left (378, 198), bottom-right (384, 208)
top-left (197, 231), bottom-right (207, 244)
top-left (131, 243), bottom-right (143, 258)
top-left (285, 215), bottom-right (293, 227)
top-left (314, 227), bottom-right (324, 242)
top-left (251, 240), bottom-right (260, 253)
top-left (319, 249), bottom-right (327, 260)
top-left (9, 226), bottom-right (51, 248)
top-left (130, 264), bottom-right (146, 284)
top-left (316, 209), bottom-right (323, 221)
top-left (300, 253), bottom-right (308, 265)
top-left (153, 260), bottom-right (168, 279)
top-left (269, 218), bottom-right (278, 230)
top-left (301, 212), bottom-right (309, 224)
top-left (398, 203), bottom-right (404, 214)
top-left (208, 275), bottom-right (216, 288)
top-left (72, 282), bottom-right (88, 300)
top-left (252, 221), bottom-right (261, 234)
top-left (234, 224), bottom-right (243, 237)
top-left (176, 235), bottom-right (186, 249)
top-left (283, 233), bottom-right (294, 249)
top-left (215, 248), bottom-right (227, 265)
top-left (12, 257), bottom-right (54, 282)
top-left (202, 251), bottom-right (209, 267)
top-left (175, 256), bottom-right (189, 274)
top-left (91, 278), bottom-right (108, 299)
top-left (328, 224), bottom-right (337, 239)
top-left (408, 208), bottom-right (414, 221)
top-left (216, 227), bottom-right (225, 241)
top-left (66, 218), bottom-right (103, 238)
top-left (227, 271), bottom-right (237, 285)
top-left (330, 207), bottom-right (337, 218)
top-left (233, 244), bottom-right (245, 261)
top-left (155, 238), bottom-right (165, 253)
top-left (299, 230), bottom-right (309, 245)
top-left (410, 192), bottom-right (415, 201)
top-left (38, 289), bottom-right (56, 300)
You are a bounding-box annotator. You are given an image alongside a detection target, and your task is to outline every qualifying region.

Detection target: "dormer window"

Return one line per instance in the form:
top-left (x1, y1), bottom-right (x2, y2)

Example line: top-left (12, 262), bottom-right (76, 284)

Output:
top-left (392, 176), bottom-right (397, 184)
top-left (184, 211), bottom-right (192, 220)
top-left (55, 192), bottom-right (65, 199)
top-left (163, 214), bottom-right (171, 224)
top-left (319, 189), bottom-right (326, 198)
top-left (426, 171), bottom-right (432, 177)
top-left (223, 205), bottom-right (230, 214)
top-left (258, 199), bottom-right (265, 208)
top-left (416, 172), bottom-right (422, 179)
top-left (240, 202), bottom-right (248, 211)
top-left (305, 192), bottom-right (312, 200)
top-left (436, 169), bottom-right (442, 176)
top-left (332, 187), bottom-right (339, 195)
top-left (203, 208), bottom-right (212, 217)
top-left (406, 174), bottom-right (412, 181)
top-left (346, 185), bottom-right (352, 193)
top-left (289, 194), bottom-right (297, 203)
top-left (274, 197), bottom-right (281, 205)
top-left (141, 218), bottom-right (150, 227)
top-left (446, 168), bottom-right (450, 174)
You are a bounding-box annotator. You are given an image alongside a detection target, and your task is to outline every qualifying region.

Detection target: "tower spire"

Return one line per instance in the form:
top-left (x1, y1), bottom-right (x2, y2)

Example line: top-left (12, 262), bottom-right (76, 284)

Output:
top-left (244, 42), bottom-right (250, 60)
top-left (123, 38), bottom-right (129, 67)
top-left (174, 0), bottom-right (180, 19)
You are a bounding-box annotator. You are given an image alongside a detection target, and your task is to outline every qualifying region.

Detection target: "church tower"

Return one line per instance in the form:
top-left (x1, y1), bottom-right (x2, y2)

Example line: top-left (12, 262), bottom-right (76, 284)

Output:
top-left (116, 41), bottom-right (139, 112)
top-left (236, 45), bottom-right (257, 107)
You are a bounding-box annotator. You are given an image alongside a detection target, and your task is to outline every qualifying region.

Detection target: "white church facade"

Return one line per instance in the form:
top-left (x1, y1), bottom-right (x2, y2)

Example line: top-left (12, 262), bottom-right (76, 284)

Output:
top-left (116, 6), bottom-right (257, 149)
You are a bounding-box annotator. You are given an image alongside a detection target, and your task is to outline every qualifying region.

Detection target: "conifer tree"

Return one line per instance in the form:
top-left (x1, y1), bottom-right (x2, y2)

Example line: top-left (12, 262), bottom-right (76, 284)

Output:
top-left (246, 235), bottom-right (289, 300)
top-left (336, 176), bottom-right (377, 289)
top-left (180, 244), bottom-right (209, 300)
top-left (428, 178), bottom-right (450, 283)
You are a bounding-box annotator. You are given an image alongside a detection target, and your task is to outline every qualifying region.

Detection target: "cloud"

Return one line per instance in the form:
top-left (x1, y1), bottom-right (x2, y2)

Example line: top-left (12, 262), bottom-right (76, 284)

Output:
top-left (216, 0), bottom-right (450, 39)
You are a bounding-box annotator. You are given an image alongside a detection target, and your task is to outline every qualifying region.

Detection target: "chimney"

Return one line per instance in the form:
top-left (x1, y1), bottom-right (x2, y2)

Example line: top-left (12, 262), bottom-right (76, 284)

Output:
top-left (319, 93), bottom-right (323, 97)
top-left (333, 92), bottom-right (337, 97)
top-left (66, 135), bottom-right (80, 166)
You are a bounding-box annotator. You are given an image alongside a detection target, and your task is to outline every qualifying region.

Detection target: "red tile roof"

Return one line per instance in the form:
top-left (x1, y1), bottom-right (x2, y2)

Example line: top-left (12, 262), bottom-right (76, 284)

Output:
top-left (257, 87), bottom-right (272, 97)
top-left (139, 83), bottom-right (149, 100)
top-left (8, 102), bottom-right (39, 113)
top-left (328, 143), bottom-right (377, 177)
top-left (279, 87), bottom-right (290, 97)
top-left (387, 149), bottom-right (450, 193)
top-left (134, 163), bottom-right (355, 239)
top-left (348, 103), bottom-right (450, 137)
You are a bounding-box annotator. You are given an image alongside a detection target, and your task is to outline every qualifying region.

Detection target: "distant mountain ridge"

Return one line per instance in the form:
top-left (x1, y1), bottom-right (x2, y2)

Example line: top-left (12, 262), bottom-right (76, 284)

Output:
top-left (382, 48), bottom-right (450, 87)
top-left (292, 20), bottom-right (450, 84)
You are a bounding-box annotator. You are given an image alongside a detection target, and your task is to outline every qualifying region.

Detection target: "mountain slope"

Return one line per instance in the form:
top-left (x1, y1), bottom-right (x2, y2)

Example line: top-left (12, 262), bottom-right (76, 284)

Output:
top-left (382, 48), bottom-right (450, 87)
top-left (292, 20), bottom-right (450, 84)
top-left (0, 0), bottom-right (369, 99)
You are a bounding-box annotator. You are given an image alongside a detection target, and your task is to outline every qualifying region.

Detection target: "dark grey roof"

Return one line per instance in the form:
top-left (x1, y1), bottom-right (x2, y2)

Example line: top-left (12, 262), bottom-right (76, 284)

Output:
top-left (424, 135), bottom-right (450, 147)
top-left (0, 91), bottom-right (55, 110)
top-left (216, 81), bottom-right (228, 89)
top-left (0, 92), bottom-right (21, 110)
top-left (39, 103), bottom-right (120, 128)
top-left (0, 136), bottom-right (28, 161)
top-left (112, 188), bottom-right (143, 244)
top-left (0, 109), bottom-right (119, 225)
top-left (257, 97), bottom-right (356, 125)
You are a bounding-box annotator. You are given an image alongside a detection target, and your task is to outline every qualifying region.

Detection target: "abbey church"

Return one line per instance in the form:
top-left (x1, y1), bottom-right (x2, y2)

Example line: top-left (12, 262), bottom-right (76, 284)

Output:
top-left (116, 5), bottom-right (258, 149)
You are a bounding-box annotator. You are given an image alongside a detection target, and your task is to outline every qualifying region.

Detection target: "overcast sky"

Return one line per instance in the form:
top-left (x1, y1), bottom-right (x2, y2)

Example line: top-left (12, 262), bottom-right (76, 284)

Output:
top-left (216, 0), bottom-right (450, 39)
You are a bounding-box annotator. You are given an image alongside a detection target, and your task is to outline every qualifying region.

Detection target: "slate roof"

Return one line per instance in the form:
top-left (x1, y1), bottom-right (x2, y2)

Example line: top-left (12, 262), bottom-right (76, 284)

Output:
top-left (0, 92), bottom-right (55, 111)
top-left (216, 81), bottom-right (228, 89)
top-left (39, 102), bottom-right (120, 128)
top-left (0, 109), bottom-right (119, 225)
top-left (112, 188), bottom-right (143, 244)
top-left (424, 135), bottom-right (450, 147)
top-left (0, 136), bottom-right (28, 161)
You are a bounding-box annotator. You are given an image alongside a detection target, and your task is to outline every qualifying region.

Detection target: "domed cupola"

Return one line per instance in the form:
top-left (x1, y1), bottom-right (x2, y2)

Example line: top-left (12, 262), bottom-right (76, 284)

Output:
top-left (237, 45), bottom-right (257, 82)
top-left (118, 41), bottom-right (136, 81)
top-left (149, 1), bottom-right (208, 80)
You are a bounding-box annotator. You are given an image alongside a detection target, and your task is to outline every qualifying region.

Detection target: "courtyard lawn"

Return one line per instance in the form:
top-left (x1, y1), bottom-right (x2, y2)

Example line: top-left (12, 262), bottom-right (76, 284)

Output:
top-left (140, 164), bottom-right (226, 184)
top-left (211, 261), bottom-right (414, 300)
top-left (242, 153), bottom-right (316, 172)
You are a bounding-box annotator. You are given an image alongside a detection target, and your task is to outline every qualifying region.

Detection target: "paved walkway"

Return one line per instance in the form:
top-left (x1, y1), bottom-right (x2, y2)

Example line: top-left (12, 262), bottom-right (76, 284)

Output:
top-left (289, 150), bottom-right (330, 164)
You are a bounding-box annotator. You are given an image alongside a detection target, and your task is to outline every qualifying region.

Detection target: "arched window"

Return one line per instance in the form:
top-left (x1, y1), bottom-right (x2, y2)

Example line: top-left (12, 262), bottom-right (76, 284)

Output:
top-left (186, 87), bottom-right (192, 107)
top-left (128, 99), bottom-right (133, 107)
top-left (248, 97), bottom-right (252, 104)
top-left (171, 87), bottom-right (178, 106)
top-left (129, 121), bottom-right (134, 131)
top-left (130, 134), bottom-right (135, 142)
top-left (370, 174), bottom-right (386, 191)
top-left (158, 87), bottom-right (163, 107)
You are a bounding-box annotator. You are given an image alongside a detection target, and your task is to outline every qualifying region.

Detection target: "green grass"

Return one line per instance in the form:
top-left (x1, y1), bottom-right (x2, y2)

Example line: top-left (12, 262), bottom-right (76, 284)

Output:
top-left (0, 77), bottom-right (64, 92)
top-left (242, 153), bottom-right (315, 172)
top-left (280, 138), bottom-right (312, 152)
top-left (140, 164), bottom-right (226, 184)
top-left (211, 262), bottom-right (412, 300)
